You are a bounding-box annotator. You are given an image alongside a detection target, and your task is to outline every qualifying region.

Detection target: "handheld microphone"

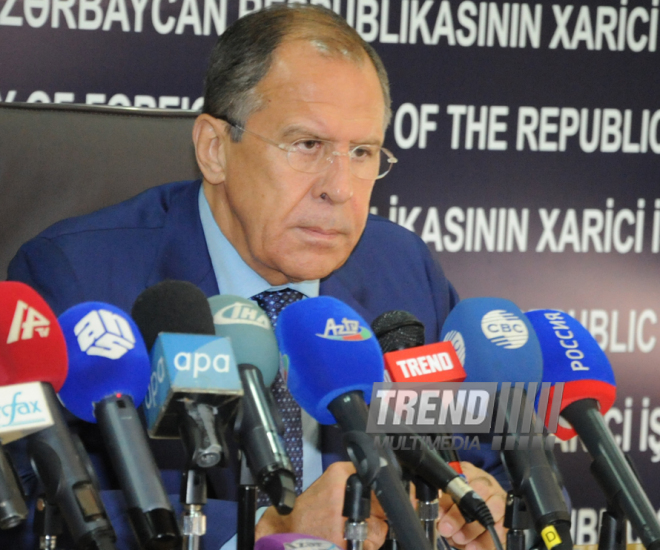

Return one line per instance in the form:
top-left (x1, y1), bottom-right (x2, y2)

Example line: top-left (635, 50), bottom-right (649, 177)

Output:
top-left (526, 309), bottom-right (660, 550)
top-left (372, 310), bottom-right (498, 531)
top-left (58, 301), bottom-right (181, 550)
top-left (208, 295), bottom-right (295, 514)
top-left (441, 298), bottom-right (572, 550)
top-left (132, 281), bottom-right (242, 464)
top-left (0, 281), bottom-right (117, 550)
top-left (276, 296), bottom-right (433, 550)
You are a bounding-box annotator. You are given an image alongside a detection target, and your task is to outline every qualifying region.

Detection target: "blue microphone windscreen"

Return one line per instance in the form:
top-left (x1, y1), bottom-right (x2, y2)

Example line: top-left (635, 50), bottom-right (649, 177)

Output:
top-left (275, 296), bottom-right (384, 425)
top-left (525, 309), bottom-right (616, 439)
top-left (440, 297), bottom-right (542, 385)
top-left (58, 302), bottom-right (151, 423)
top-left (208, 295), bottom-right (279, 386)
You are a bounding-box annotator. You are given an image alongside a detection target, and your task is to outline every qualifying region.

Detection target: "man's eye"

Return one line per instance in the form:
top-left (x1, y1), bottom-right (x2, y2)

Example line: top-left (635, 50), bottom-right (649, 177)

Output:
top-left (352, 146), bottom-right (375, 160)
top-left (294, 140), bottom-right (324, 154)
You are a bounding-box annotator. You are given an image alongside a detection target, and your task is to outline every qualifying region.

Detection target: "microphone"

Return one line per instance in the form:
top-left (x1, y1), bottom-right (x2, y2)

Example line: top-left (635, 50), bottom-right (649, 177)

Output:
top-left (208, 294), bottom-right (295, 514)
top-left (276, 296), bottom-right (433, 550)
top-left (132, 281), bottom-right (242, 464)
top-left (0, 281), bottom-right (117, 550)
top-left (526, 309), bottom-right (660, 550)
top-left (441, 297), bottom-right (572, 550)
top-left (57, 301), bottom-right (181, 550)
top-left (0, 441), bottom-right (27, 529)
top-left (372, 310), bottom-right (466, 467)
top-left (372, 310), bottom-right (497, 532)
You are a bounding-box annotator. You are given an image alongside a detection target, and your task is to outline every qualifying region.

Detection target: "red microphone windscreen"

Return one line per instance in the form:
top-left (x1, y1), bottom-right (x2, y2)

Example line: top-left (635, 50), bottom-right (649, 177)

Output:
top-left (0, 282), bottom-right (68, 391)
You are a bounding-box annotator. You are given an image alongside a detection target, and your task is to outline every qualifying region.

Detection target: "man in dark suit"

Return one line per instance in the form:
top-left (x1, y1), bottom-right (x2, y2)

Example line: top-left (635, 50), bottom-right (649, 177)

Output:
top-left (7, 5), bottom-right (507, 549)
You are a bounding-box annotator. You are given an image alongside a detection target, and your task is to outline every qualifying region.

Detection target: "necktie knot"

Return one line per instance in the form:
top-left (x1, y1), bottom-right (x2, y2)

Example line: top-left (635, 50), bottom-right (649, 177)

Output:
top-left (251, 289), bottom-right (305, 328)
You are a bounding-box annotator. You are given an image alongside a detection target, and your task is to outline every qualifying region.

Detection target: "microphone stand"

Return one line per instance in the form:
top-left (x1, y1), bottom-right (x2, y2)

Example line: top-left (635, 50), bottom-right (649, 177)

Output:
top-left (34, 495), bottom-right (63, 550)
top-left (343, 473), bottom-right (370, 550)
top-left (503, 491), bottom-right (530, 550)
top-left (178, 401), bottom-right (227, 550)
top-left (414, 477), bottom-right (439, 548)
top-left (180, 469), bottom-right (206, 550)
top-left (237, 455), bottom-right (257, 550)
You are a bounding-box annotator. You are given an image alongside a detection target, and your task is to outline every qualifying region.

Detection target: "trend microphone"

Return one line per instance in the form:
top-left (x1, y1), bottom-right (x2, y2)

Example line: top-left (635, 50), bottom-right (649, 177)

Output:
top-left (526, 309), bottom-right (660, 550)
top-left (372, 310), bottom-right (466, 472)
top-left (0, 281), bottom-right (117, 550)
top-left (208, 295), bottom-right (295, 514)
top-left (372, 310), bottom-right (497, 530)
top-left (441, 297), bottom-right (572, 550)
top-left (132, 281), bottom-right (242, 464)
top-left (276, 296), bottom-right (433, 550)
top-left (57, 301), bottom-right (181, 550)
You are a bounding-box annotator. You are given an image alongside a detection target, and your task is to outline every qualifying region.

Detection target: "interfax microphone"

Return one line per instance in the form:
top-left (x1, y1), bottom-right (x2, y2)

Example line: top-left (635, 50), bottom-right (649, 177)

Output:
top-left (276, 296), bottom-right (433, 550)
top-left (441, 298), bottom-right (572, 550)
top-left (526, 309), bottom-right (660, 550)
top-left (255, 533), bottom-right (341, 549)
top-left (208, 295), bottom-right (295, 514)
top-left (57, 301), bottom-right (181, 550)
top-left (0, 282), bottom-right (117, 550)
top-left (0, 442), bottom-right (27, 529)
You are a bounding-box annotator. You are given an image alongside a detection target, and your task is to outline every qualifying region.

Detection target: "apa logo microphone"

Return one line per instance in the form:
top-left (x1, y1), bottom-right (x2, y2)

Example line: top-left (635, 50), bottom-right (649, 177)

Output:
top-left (480, 309), bottom-right (529, 349)
top-left (316, 317), bottom-right (372, 341)
top-left (213, 301), bottom-right (271, 329)
top-left (74, 309), bottom-right (136, 360)
top-left (6, 300), bottom-right (51, 343)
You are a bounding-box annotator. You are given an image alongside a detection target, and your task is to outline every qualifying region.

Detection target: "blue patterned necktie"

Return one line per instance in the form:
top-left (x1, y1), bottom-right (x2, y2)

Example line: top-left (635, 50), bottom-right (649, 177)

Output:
top-left (251, 289), bottom-right (305, 503)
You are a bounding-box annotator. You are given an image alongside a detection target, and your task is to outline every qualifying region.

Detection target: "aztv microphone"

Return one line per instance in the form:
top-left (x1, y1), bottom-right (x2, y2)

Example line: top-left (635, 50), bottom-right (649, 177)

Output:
top-left (0, 282), bottom-right (117, 550)
top-left (441, 297), bottom-right (572, 550)
top-left (276, 296), bottom-right (433, 550)
top-left (208, 295), bottom-right (295, 514)
top-left (526, 309), bottom-right (660, 550)
top-left (58, 301), bottom-right (181, 550)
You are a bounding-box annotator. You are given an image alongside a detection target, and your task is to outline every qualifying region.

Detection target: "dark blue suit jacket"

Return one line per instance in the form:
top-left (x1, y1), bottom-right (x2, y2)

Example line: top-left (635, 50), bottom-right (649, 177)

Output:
top-left (5, 180), bottom-right (506, 548)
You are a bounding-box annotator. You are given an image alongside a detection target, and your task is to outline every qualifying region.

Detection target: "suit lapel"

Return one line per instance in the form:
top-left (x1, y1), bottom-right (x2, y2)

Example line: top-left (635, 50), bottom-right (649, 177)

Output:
top-left (145, 180), bottom-right (219, 297)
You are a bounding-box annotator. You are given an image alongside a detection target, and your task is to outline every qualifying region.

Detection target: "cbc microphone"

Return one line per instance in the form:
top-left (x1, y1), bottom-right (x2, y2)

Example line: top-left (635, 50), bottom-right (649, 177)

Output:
top-left (57, 301), bottom-right (181, 550)
top-left (0, 281), bottom-right (117, 550)
top-left (276, 296), bottom-right (433, 550)
top-left (208, 295), bottom-right (295, 514)
top-left (526, 309), bottom-right (660, 550)
top-left (441, 297), bottom-right (572, 550)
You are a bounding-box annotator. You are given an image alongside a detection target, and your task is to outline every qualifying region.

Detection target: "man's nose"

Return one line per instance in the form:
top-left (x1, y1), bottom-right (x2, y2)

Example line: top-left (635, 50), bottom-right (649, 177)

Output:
top-left (315, 152), bottom-right (355, 204)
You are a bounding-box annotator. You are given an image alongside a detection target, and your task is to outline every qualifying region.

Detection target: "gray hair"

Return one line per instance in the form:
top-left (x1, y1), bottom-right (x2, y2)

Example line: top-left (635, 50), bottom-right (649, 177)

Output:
top-left (202, 4), bottom-right (391, 141)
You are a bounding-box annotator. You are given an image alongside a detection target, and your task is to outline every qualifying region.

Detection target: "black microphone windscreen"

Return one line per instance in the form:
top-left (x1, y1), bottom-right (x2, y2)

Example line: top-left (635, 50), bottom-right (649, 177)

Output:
top-left (131, 280), bottom-right (215, 351)
top-left (372, 310), bottom-right (425, 352)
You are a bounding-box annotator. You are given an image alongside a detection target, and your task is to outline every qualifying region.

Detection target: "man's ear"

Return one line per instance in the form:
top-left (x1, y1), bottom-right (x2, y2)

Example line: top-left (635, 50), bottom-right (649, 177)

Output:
top-left (193, 114), bottom-right (229, 185)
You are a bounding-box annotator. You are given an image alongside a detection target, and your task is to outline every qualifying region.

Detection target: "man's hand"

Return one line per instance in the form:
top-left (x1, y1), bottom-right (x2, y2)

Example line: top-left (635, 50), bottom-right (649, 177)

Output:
top-left (255, 461), bottom-right (388, 550)
top-left (436, 462), bottom-right (508, 550)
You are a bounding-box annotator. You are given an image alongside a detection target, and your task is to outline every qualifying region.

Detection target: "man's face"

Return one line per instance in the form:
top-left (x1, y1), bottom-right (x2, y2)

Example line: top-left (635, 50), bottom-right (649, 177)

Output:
top-left (210, 40), bottom-right (386, 285)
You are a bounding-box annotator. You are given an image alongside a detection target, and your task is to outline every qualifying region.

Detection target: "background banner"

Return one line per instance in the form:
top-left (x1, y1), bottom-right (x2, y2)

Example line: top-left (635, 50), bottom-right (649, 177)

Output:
top-left (2, 1), bottom-right (659, 542)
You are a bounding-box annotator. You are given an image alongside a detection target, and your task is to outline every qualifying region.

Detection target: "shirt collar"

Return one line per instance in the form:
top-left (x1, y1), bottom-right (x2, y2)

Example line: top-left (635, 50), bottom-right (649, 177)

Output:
top-left (198, 185), bottom-right (319, 299)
